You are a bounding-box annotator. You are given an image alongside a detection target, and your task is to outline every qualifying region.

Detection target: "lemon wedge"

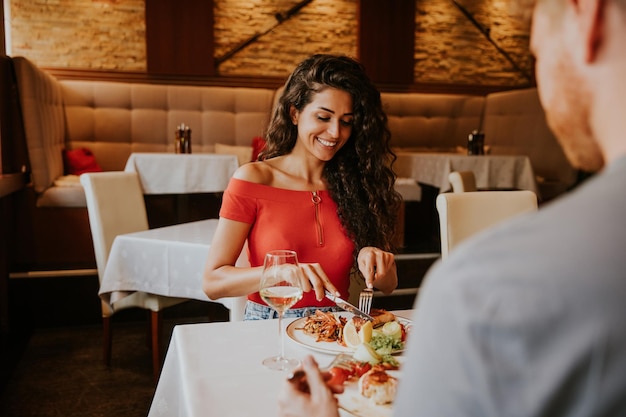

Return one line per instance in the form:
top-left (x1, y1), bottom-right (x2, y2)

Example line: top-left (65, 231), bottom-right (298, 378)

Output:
top-left (342, 319), bottom-right (361, 348)
top-left (358, 320), bottom-right (373, 344)
top-left (353, 342), bottom-right (381, 365)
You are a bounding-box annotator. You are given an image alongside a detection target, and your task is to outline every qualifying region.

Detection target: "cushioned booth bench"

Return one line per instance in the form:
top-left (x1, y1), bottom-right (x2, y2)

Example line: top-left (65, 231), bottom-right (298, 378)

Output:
top-left (9, 56), bottom-right (577, 272)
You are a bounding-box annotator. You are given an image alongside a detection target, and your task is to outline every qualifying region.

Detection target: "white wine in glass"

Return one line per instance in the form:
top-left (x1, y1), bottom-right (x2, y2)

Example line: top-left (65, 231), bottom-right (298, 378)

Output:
top-left (259, 250), bottom-right (304, 371)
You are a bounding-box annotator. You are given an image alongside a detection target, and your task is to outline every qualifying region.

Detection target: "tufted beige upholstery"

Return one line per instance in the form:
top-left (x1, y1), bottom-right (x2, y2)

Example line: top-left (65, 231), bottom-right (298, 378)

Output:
top-left (13, 56), bottom-right (276, 207)
top-left (62, 81), bottom-right (275, 171)
top-left (383, 92), bottom-right (485, 151)
top-left (12, 56), bottom-right (66, 195)
top-left (13, 56), bottom-right (576, 210)
top-left (482, 88), bottom-right (577, 201)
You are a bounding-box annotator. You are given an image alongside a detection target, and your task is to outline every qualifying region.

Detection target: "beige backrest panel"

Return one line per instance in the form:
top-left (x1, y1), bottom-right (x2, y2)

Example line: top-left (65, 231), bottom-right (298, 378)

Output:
top-left (436, 190), bottom-right (538, 259)
top-left (62, 81), bottom-right (276, 171)
top-left (482, 88), bottom-right (576, 187)
top-left (13, 56), bottom-right (66, 193)
top-left (382, 92), bottom-right (485, 150)
top-left (449, 171), bottom-right (477, 193)
top-left (80, 171), bottom-right (149, 278)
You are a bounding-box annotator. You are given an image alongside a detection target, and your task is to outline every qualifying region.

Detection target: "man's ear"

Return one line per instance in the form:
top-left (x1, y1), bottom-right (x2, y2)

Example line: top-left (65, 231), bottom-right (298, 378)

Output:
top-left (573, 0), bottom-right (607, 63)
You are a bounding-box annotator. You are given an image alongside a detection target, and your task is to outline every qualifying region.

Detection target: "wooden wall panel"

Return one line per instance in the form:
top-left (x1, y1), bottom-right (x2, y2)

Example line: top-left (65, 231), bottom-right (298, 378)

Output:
top-left (146, 0), bottom-right (215, 76)
top-left (358, 0), bottom-right (415, 85)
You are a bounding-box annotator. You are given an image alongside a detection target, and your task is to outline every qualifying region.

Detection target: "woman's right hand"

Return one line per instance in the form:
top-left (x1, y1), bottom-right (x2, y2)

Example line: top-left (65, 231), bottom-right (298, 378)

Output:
top-left (298, 263), bottom-right (340, 301)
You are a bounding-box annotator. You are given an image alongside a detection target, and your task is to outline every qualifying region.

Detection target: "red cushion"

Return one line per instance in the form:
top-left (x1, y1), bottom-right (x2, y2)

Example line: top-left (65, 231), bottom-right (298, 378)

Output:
top-left (251, 136), bottom-right (266, 161)
top-left (63, 148), bottom-right (103, 175)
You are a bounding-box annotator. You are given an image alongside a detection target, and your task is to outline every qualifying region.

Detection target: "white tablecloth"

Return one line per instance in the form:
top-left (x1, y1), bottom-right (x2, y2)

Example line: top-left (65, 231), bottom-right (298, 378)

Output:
top-left (124, 153), bottom-right (239, 194)
top-left (148, 310), bottom-right (414, 417)
top-left (394, 152), bottom-right (540, 197)
top-left (99, 219), bottom-right (247, 319)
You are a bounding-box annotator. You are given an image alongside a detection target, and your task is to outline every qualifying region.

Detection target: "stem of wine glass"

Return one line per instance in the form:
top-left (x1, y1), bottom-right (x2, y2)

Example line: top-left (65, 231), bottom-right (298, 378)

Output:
top-left (278, 311), bottom-right (285, 361)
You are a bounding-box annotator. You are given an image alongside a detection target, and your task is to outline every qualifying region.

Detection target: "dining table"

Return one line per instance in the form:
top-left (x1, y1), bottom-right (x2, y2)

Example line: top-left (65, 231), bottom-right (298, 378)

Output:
top-left (393, 151), bottom-right (540, 198)
top-left (99, 218), bottom-right (248, 321)
top-left (124, 152), bottom-right (239, 195)
top-left (148, 309), bottom-right (415, 417)
top-left (124, 152), bottom-right (240, 224)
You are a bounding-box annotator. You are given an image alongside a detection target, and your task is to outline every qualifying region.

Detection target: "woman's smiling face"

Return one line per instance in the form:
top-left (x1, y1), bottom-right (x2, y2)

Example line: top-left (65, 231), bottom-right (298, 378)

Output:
top-left (290, 87), bottom-right (354, 162)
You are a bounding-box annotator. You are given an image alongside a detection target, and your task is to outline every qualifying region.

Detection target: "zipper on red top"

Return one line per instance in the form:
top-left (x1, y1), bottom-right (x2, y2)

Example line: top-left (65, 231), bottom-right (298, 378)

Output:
top-left (311, 191), bottom-right (324, 246)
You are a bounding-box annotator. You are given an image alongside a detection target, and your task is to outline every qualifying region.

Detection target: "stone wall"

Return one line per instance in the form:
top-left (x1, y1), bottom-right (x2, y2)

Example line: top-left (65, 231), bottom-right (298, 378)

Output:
top-left (416, 0), bottom-right (533, 86)
top-left (214, 0), bottom-right (357, 77)
top-left (9, 0), bottom-right (146, 71)
top-left (7, 0), bottom-right (533, 86)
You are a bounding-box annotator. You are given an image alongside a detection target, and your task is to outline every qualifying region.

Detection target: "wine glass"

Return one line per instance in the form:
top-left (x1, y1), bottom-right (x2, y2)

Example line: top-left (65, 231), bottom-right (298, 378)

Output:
top-left (259, 250), bottom-right (304, 371)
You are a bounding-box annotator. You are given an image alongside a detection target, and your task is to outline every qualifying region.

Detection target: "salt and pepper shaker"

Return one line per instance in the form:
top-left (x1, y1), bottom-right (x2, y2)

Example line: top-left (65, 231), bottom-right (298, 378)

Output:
top-left (175, 123), bottom-right (192, 154)
top-left (467, 130), bottom-right (485, 155)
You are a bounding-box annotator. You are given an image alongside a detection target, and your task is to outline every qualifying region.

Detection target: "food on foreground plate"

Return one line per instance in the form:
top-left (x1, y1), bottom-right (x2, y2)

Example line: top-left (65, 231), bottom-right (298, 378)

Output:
top-left (353, 343), bottom-right (381, 365)
top-left (327, 360), bottom-right (372, 386)
top-left (358, 366), bottom-right (398, 405)
top-left (322, 354), bottom-right (399, 409)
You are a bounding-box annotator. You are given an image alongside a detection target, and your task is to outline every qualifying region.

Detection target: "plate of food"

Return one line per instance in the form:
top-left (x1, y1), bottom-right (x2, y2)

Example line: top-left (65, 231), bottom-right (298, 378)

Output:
top-left (286, 309), bottom-right (411, 356)
top-left (337, 367), bottom-right (399, 417)
top-left (289, 352), bottom-right (401, 417)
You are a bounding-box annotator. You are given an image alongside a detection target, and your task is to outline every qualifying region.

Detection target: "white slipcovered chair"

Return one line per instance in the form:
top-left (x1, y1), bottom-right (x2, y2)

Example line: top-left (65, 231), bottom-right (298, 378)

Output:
top-left (80, 171), bottom-right (188, 381)
top-left (448, 171), bottom-right (477, 193)
top-left (436, 190), bottom-right (538, 259)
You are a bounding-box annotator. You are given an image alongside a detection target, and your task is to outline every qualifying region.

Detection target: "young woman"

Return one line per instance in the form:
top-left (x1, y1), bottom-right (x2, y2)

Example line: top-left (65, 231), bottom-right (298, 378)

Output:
top-left (202, 54), bottom-right (402, 320)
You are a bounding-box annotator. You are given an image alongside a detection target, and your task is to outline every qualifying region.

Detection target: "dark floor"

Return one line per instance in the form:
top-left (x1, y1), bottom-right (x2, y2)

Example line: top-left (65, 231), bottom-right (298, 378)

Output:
top-left (1, 321), bottom-right (161, 417)
top-left (0, 298), bottom-right (230, 417)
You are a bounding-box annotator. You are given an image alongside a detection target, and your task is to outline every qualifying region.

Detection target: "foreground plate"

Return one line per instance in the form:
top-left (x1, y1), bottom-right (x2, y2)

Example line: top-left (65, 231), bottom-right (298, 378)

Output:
top-left (331, 353), bottom-right (401, 417)
top-left (286, 311), bottom-right (411, 355)
top-left (337, 379), bottom-right (396, 417)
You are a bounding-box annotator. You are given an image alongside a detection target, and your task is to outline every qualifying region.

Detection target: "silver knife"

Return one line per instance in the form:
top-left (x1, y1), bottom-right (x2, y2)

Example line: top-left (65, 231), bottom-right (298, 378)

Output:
top-left (325, 291), bottom-right (374, 321)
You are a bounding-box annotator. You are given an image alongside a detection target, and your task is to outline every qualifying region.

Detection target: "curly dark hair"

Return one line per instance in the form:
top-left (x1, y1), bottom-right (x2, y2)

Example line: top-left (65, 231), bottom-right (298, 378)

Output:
top-left (261, 54), bottom-right (402, 256)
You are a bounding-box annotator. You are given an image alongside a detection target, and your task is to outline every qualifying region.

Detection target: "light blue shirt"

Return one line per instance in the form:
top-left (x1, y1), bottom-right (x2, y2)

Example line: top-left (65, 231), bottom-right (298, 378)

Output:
top-left (394, 157), bottom-right (626, 417)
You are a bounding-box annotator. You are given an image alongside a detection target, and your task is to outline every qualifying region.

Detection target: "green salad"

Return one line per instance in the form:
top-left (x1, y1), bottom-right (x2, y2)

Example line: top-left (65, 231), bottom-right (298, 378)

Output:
top-left (370, 332), bottom-right (404, 355)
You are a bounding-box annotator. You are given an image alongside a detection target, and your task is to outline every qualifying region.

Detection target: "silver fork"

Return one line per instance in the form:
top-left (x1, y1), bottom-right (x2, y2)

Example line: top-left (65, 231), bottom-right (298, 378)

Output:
top-left (358, 288), bottom-right (373, 315)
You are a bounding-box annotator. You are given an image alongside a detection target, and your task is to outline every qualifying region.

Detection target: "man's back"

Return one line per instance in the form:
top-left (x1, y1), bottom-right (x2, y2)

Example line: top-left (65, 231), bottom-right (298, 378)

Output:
top-left (395, 157), bottom-right (626, 417)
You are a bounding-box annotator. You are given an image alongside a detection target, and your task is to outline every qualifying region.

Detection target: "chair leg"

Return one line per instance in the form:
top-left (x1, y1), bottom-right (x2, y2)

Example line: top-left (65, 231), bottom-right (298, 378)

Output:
top-left (102, 316), bottom-right (112, 366)
top-left (150, 310), bottom-right (162, 382)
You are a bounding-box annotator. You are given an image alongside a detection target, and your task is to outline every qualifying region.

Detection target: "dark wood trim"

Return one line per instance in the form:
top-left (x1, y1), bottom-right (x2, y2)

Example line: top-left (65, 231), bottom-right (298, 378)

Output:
top-left (1, 173), bottom-right (27, 335)
top-left (43, 67), bottom-right (288, 89)
top-left (0, 173), bottom-right (27, 199)
top-left (375, 81), bottom-right (535, 96)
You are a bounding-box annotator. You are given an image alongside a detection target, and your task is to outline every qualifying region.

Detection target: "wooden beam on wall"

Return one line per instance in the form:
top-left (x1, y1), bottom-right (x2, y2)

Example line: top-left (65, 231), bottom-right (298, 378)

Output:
top-left (358, 0), bottom-right (415, 85)
top-left (145, 0), bottom-right (215, 76)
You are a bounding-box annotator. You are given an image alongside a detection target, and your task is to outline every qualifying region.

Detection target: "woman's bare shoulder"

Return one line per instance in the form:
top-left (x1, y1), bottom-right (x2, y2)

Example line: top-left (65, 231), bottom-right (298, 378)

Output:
top-left (232, 161), bottom-right (274, 185)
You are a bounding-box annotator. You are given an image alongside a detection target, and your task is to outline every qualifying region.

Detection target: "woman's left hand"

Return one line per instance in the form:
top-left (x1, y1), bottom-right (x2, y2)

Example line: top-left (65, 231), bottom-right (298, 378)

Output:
top-left (357, 247), bottom-right (397, 294)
